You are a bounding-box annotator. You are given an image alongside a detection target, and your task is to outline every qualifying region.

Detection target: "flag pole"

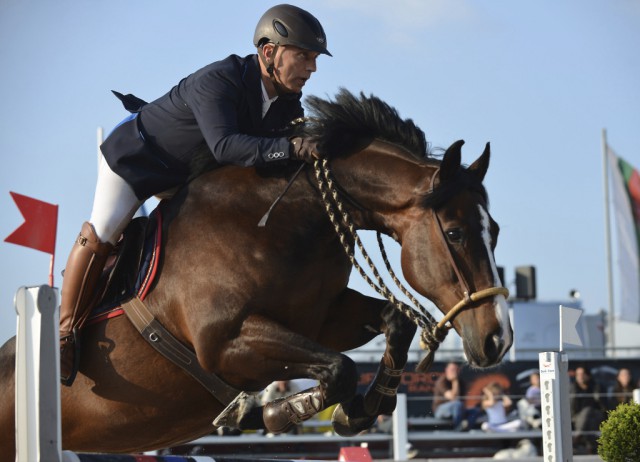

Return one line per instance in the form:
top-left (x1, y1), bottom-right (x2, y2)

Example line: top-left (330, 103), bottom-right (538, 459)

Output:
top-left (49, 255), bottom-right (54, 287)
top-left (602, 128), bottom-right (616, 356)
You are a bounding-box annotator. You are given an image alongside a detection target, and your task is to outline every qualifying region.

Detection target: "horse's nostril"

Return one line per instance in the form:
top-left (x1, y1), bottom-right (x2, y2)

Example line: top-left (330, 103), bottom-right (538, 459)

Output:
top-left (484, 333), bottom-right (503, 360)
top-left (494, 335), bottom-right (504, 352)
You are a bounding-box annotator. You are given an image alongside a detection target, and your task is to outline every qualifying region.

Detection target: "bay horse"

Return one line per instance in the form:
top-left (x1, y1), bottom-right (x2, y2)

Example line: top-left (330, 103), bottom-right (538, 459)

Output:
top-left (0, 89), bottom-right (512, 456)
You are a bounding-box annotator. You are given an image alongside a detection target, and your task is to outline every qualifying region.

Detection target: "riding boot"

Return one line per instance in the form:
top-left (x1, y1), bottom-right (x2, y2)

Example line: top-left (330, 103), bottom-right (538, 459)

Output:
top-left (59, 222), bottom-right (113, 386)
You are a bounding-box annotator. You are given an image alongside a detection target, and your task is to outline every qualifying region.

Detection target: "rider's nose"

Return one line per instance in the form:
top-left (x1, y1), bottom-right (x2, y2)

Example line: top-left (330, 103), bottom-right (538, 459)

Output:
top-left (307, 58), bottom-right (317, 73)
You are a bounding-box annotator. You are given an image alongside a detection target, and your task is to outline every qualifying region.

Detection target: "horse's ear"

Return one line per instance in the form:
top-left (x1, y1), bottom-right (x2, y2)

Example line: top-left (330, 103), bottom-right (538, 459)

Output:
top-left (469, 142), bottom-right (490, 182)
top-left (440, 139), bottom-right (464, 182)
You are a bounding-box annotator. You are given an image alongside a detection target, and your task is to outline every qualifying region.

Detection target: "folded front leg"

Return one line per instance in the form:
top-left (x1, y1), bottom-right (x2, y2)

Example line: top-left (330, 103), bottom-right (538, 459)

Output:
top-left (212, 314), bottom-right (358, 433)
top-left (332, 301), bottom-right (417, 436)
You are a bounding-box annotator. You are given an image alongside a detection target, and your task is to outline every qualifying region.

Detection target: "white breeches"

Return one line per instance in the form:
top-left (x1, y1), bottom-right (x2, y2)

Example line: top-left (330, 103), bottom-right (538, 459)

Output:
top-left (90, 156), bottom-right (143, 245)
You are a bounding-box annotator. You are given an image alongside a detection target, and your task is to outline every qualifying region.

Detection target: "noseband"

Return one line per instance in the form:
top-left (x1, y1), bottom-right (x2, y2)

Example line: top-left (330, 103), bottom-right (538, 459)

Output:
top-left (312, 159), bottom-right (508, 370)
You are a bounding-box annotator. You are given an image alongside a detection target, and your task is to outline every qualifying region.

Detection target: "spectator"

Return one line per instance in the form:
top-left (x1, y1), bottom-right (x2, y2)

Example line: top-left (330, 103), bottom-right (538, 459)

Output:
top-left (480, 382), bottom-right (523, 432)
top-left (570, 366), bottom-right (605, 454)
top-left (517, 372), bottom-right (542, 429)
top-left (608, 368), bottom-right (636, 409)
top-left (432, 362), bottom-right (477, 430)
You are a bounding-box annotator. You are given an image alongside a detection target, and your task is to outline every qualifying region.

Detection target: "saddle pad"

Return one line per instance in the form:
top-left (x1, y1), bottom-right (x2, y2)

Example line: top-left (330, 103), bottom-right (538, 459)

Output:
top-left (86, 209), bottom-right (163, 325)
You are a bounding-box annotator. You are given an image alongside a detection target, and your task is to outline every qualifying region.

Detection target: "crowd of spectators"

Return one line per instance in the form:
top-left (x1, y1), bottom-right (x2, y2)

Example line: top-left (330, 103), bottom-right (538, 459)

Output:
top-left (425, 362), bottom-right (639, 455)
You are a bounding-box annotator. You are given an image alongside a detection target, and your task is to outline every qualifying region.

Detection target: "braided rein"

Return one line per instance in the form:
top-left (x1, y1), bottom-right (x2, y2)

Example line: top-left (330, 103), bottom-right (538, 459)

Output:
top-left (311, 158), bottom-right (508, 370)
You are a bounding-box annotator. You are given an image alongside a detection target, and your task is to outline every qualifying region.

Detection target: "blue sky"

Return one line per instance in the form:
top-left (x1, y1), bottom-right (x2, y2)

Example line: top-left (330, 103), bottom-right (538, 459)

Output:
top-left (1, 0), bottom-right (639, 346)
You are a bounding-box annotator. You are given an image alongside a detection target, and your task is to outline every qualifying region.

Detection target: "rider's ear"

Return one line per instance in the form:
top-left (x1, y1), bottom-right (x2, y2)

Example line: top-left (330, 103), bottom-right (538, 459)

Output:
top-left (440, 139), bottom-right (464, 182)
top-left (262, 43), bottom-right (275, 63)
top-left (468, 142), bottom-right (490, 183)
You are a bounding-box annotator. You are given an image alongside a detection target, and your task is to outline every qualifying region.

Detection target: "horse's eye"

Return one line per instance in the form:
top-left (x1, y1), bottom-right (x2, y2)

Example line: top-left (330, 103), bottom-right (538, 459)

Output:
top-left (446, 228), bottom-right (464, 243)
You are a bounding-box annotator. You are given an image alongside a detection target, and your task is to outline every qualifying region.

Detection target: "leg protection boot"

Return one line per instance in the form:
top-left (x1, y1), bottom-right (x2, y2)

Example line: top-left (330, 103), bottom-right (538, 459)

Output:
top-left (59, 222), bottom-right (113, 386)
top-left (263, 387), bottom-right (324, 434)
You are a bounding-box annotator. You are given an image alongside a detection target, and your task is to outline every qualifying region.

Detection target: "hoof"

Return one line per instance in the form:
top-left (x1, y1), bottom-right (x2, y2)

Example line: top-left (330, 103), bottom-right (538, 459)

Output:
top-left (331, 396), bottom-right (377, 437)
top-left (331, 403), bottom-right (357, 436)
top-left (213, 391), bottom-right (259, 428)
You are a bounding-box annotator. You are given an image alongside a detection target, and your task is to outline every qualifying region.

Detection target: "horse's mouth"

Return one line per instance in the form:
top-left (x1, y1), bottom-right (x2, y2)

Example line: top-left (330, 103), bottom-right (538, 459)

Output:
top-left (462, 327), bottom-right (513, 368)
top-left (458, 295), bottom-right (513, 368)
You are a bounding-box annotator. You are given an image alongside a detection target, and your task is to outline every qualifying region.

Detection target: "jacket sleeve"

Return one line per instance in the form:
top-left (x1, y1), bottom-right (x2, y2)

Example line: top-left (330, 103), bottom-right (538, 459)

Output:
top-left (183, 65), bottom-right (296, 167)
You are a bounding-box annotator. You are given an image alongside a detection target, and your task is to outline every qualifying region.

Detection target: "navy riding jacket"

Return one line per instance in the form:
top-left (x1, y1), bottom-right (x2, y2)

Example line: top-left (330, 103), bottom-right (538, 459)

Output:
top-left (101, 54), bottom-right (304, 199)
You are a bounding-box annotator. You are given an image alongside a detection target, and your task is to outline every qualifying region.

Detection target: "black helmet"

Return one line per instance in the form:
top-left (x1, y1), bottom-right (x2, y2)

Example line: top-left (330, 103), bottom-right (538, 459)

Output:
top-left (254, 4), bottom-right (331, 56)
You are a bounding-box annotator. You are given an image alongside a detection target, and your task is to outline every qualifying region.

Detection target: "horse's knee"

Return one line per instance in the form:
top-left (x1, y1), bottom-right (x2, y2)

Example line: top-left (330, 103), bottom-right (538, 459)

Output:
top-left (322, 354), bottom-right (357, 404)
top-left (382, 303), bottom-right (416, 338)
top-left (379, 304), bottom-right (416, 366)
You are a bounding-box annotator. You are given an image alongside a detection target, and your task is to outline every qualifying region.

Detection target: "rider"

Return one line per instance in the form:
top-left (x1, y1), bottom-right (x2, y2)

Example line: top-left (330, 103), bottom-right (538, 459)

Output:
top-left (59, 4), bottom-right (331, 386)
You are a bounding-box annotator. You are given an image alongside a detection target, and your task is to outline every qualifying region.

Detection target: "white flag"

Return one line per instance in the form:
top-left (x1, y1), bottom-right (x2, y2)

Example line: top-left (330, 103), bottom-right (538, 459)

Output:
top-left (559, 305), bottom-right (583, 348)
top-left (608, 145), bottom-right (640, 323)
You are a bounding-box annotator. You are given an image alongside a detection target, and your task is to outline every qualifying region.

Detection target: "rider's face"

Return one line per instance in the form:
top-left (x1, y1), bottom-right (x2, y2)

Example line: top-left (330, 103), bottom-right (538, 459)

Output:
top-left (263, 44), bottom-right (319, 94)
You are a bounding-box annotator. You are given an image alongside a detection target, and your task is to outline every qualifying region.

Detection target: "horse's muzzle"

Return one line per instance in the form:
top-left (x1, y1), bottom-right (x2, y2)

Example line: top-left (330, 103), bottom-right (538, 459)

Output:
top-left (463, 323), bottom-right (513, 368)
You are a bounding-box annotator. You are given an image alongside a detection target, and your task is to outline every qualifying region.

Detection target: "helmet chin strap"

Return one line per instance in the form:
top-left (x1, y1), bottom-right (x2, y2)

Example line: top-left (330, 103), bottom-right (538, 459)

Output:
top-left (259, 44), bottom-right (288, 97)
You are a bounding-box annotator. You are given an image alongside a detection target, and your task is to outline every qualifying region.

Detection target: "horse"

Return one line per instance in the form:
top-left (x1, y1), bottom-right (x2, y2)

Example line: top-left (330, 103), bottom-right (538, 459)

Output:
top-left (0, 89), bottom-right (512, 456)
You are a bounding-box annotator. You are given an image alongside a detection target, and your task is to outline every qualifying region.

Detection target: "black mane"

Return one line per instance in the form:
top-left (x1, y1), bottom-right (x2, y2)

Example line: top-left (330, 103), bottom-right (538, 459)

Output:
top-left (298, 89), bottom-right (488, 210)
top-left (300, 88), bottom-right (430, 160)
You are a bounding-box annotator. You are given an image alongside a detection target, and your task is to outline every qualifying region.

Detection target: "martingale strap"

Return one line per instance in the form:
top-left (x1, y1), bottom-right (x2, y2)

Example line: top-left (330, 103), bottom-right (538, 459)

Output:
top-left (122, 296), bottom-right (240, 406)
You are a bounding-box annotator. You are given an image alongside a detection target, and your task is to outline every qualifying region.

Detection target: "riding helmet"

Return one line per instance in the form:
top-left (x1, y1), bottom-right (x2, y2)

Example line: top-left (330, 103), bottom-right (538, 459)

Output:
top-left (253, 4), bottom-right (331, 56)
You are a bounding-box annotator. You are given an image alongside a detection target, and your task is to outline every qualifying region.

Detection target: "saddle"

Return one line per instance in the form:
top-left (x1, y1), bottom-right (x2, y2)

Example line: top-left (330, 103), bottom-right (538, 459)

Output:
top-left (89, 214), bottom-right (156, 321)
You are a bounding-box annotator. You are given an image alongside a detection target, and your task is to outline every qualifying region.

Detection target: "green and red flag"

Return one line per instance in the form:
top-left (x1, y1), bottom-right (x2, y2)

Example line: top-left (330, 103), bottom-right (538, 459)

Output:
top-left (617, 157), bottom-right (640, 242)
top-left (608, 147), bottom-right (640, 323)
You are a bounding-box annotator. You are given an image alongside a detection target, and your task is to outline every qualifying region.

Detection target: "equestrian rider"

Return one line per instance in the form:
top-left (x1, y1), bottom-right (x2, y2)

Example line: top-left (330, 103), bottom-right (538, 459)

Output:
top-left (59, 4), bottom-right (331, 386)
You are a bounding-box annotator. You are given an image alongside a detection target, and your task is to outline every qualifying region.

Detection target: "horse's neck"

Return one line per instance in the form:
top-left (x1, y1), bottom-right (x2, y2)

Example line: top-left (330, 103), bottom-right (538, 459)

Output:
top-left (330, 141), bottom-right (437, 232)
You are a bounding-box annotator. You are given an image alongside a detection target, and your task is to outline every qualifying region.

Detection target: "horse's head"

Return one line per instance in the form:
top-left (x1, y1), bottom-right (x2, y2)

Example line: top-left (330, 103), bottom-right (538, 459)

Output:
top-left (303, 89), bottom-right (512, 368)
top-left (398, 140), bottom-right (512, 368)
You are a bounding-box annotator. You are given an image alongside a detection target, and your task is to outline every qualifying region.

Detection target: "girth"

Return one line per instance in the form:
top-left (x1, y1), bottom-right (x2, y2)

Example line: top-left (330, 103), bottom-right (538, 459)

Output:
top-left (121, 296), bottom-right (240, 406)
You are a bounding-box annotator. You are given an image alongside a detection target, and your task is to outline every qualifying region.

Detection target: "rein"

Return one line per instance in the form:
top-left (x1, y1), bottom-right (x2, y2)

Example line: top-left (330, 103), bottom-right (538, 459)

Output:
top-left (312, 158), bottom-right (508, 371)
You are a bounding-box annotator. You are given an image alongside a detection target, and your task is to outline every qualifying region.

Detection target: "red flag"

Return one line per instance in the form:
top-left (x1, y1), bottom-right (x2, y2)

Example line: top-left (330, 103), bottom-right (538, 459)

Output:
top-left (5, 192), bottom-right (58, 255)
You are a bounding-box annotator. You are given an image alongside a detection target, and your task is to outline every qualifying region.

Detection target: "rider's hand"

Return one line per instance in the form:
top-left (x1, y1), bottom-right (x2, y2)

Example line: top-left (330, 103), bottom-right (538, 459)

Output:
top-left (290, 137), bottom-right (321, 163)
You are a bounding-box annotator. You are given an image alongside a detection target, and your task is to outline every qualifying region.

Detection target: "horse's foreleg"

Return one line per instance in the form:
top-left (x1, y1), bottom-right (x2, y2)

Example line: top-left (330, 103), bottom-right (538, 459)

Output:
top-left (364, 302), bottom-right (416, 415)
top-left (331, 302), bottom-right (416, 436)
top-left (206, 314), bottom-right (358, 434)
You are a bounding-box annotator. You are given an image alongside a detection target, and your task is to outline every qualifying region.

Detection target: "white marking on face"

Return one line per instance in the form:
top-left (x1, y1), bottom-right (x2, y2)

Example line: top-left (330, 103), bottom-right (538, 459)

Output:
top-left (478, 205), bottom-right (512, 355)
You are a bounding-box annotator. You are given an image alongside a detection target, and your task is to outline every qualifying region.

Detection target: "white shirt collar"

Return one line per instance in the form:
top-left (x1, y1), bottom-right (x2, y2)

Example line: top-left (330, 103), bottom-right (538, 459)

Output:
top-left (261, 80), bottom-right (278, 118)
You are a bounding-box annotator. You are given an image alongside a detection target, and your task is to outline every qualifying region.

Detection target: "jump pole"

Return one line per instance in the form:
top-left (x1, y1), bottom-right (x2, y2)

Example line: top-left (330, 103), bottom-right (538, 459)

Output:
top-left (538, 305), bottom-right (584, 462)
top-left (391, 393), bottom-right (408, 461)
top-left (14, 285), bottom-right (62, 462)
top-left (539, 351), bottom-right (573, 462)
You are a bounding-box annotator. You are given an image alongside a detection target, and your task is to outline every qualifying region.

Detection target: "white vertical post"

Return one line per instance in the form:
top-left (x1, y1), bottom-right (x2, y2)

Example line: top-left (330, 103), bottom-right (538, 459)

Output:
top-left (15, 285), bottom-right (61, 462)
top-left (633, 389), bottom-right (640, 404)
top-left (539, 351), bottom-right (573, 462)
top-left (392, 393), bottom-right (408, 461)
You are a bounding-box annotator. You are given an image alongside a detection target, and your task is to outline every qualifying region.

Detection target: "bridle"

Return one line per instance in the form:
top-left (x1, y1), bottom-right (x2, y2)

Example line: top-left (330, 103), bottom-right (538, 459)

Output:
top-left (312, 158), bottom-right (508, 370)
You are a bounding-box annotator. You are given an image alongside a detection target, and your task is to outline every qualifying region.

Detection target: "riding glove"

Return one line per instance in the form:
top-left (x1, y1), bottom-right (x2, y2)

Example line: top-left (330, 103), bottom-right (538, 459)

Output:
top-left (290, 137), bottom-right (321, 163)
